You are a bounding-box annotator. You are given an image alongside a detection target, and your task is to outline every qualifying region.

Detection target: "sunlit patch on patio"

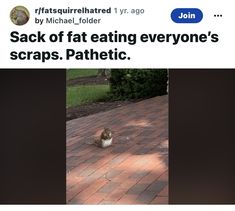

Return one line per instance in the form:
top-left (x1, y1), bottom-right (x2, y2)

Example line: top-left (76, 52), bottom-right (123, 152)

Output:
top-left (66, 95), bottom-right (168, 204)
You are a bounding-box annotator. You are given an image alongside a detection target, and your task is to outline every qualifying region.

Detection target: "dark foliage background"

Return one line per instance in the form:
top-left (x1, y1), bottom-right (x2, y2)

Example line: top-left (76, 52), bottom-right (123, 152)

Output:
top-left (109, 69), bottom-right (168, 99)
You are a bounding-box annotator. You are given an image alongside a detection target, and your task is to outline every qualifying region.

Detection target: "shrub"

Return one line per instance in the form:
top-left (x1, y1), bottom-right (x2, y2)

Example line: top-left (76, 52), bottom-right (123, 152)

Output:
top-left (109, 69), bottom-right (168, 100)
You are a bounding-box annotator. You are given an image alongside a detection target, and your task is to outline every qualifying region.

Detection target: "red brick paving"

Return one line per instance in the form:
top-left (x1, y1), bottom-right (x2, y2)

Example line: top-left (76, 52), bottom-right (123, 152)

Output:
top-left (67, 95), bottom-right (168, 204)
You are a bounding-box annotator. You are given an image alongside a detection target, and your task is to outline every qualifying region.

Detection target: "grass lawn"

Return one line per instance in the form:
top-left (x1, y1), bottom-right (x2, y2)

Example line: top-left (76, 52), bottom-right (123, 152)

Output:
top-left (67, 69), bottom-right (98, 80)
top-left (67, 84), bottom-right (110, 108)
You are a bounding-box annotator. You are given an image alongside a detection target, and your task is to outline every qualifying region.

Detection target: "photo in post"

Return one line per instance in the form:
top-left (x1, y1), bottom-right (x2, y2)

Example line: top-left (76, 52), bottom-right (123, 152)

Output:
top-left (66, 69), bottom-right (168, 204)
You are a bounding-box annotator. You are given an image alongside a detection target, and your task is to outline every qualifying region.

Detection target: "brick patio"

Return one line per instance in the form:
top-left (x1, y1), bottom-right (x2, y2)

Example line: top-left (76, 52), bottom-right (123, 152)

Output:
top-left (66, 95), bottom-right (168, 204)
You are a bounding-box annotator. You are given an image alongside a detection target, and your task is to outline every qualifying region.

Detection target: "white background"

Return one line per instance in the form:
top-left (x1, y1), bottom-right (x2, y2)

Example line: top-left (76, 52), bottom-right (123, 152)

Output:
top-left (0, 0), bottom-right (234, 68)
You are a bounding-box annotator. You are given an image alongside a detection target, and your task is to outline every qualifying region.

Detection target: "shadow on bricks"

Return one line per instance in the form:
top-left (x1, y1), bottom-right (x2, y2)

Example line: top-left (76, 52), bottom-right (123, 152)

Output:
top-left (67, 95), bottom-right (168, 204)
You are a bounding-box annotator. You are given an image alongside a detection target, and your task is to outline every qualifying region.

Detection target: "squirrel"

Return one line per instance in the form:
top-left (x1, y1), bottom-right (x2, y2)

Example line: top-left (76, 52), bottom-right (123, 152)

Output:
top-left (94, 128), bottom-right (112, 148)
top-left (11, 9), bottom-right (29, 25)
top-left (85, 128), bottom-right (113, 148)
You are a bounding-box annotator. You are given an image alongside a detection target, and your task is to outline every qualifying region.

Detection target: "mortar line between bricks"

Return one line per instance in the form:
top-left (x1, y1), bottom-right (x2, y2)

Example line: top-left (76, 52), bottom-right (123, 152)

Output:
top-left (67, 147), bottom-right (130, 201)
top-left (69, 142), bottom-right (152, 202)
top-left (114, 141), bottom-right (161, 170)
top-left (71, 178), bottom-right (109, 203)
top-left (149, 188), bottom-right (168, 204)
top-left (138, 163), bottom-right (168, 184)
top-left (80, 139), bottom-right (146, 177)
top-left (130, 170), bottom-right (165, 198)
top-left (69, 176), bottom-right (106, 202)
top-left (66, 152), bottom-right (98, 174)
top-left (146, 171), bottom-right (168, 202)
top-left (115, 165), bottom-right (168, 202)
top-left (155, 169), bottom-right (168, 183)
top-left (105, 157), bottom-right (156, 198)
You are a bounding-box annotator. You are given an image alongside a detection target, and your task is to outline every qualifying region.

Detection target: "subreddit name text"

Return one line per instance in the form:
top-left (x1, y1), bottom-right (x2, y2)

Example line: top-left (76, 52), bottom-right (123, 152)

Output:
top-left (35, 7), bottom-right (111, 15)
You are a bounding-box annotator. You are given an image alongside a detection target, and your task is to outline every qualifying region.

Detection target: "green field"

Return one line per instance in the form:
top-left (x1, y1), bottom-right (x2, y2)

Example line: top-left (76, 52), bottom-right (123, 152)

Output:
top-left (67, 84), bottom-right (110, 108)
top-left (66, 69), bottom-right (98, 80)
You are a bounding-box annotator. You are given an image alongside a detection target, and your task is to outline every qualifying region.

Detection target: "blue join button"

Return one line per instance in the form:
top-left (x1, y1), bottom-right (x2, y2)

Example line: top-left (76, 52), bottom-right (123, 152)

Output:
top-left (171, 8), bottom-right (203, 23)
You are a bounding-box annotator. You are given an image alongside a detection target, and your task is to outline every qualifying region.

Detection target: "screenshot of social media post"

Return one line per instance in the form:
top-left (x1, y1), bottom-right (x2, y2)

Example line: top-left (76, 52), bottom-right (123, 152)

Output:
top-left (0, 0), bottom-right (235, 209)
